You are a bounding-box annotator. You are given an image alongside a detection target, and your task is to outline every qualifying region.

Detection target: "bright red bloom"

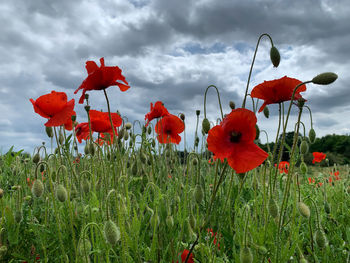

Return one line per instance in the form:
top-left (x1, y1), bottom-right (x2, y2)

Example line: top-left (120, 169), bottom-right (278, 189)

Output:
top-left (207, 228), bottom-right (221, 249)
top-left (312, 152), bottom-right (326, 164)
top-left (207, 108), bottom-right (268, 174)
top-left (75, 57), bottom-right (130, 104)
top-left (145, 101), bottom-right (170, 127)
top-left (251, 76), bottom-right (306, 113)
top-left (64, 111), bottom-right (77, 131)
top-left (75, 122), bottom-right (90, 143)
top-left (155, 114), bottom-right (184, 144)
top-left (30, 91), bottom-right (75, 127)
top-left (89, 110), bottom-right (122, 134)
top-left (176, 249), bottom-right (194, 263)
top-left (276, 161), bottom-right (289, 174)
top-left (308, 177), bottom-right (315, 184)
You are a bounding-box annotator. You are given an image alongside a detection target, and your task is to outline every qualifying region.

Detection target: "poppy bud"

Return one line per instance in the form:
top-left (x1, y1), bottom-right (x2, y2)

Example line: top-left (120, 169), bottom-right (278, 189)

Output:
top-left (166, 215), bottom-right (174, 228)
top-left (268, 198), bottom-right (279, 218)
top-left (263, 106), bottom-right (269, 118)
top-left (84, 144), bottom-right (90, 155)
top-left (77, 238), bottom-right (92, 256)
top-left (32, 179), bottom-right (44, 198)
top-left (15, 210), bottom-right (22, 223)
top-left (196, 110), bottom-right (200, 116)
top-left (194, 184), bottom-right (204, 204)
top-left (33, 153), bottom-right (40, 164)
top-left (229, 101), bottom-right (236, 109)
top-left (82, 181), bottom-right (90, 194)
top-left (240, 247), bottom-right (253, 263)
top-left (59, 131), bottom-right (64, 145)
top-left (0, 189), bottom-right (3, 198)
top-left (142, 126), bottom-right (147, 134)
top-left (129, 140), bottom-right (133, 147)
top-left (300, 140), bottom-right (309, 155)
top-left (84, 94), bottom-right (89, 100)
top-left (71, 115), bottom-right (77, 122)
top-left (297, 202), bottom-right (310, 218)
top-left (324, 201), bottom-right (330, 214)
top-left (315, 230), bottom-right (327, 248)
top-left (270, 46), bottom-right (281, 67)
top-left (309, 128), bottom-right (316, 144)
top-left (0, 245), bottom-right (7, 258)
top-left (300, 162), bottom-right (308, 174)
top-left (104, 220), bottom-right (121, 245)
top-left (123, 122), bottom-right (131, 130)
top-left (192, 158), bottom-right (198, 166)
top-left (202, 118), bottom-right (210, 134)
top-left (297, 98), bottom-right (306, 108)
top-left (124, 132), bottom-right (129, 141)
top-left (195, 137), bottom-right (199, 147)
top-left (118, 128), bottom-right (125, 140)
top-left (151, 139), bottom-right (155, 148)
top-left (255, 125), bottom-right (260, 140)
top-left (84, 105), bottom-right (90, 112)
top-left (56, 184), bottom-right (68, 202)
top-left (300, 258), bottom-right (308, 263)
top-left (45, 126), bottom-right (53, 138)
top-left (180, 113), bottom-right (185, 121)
top-left (312, 72), bottom-right (338, 85)
top-left (147, 126), bottom-right (152, 135)
top-left (89, 143), bottom-right (95, 156)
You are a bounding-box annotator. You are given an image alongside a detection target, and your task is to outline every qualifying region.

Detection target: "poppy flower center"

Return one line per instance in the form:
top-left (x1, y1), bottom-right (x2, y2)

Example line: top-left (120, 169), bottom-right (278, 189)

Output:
top-left (165, 129), bottom-right (172, 135)
top-left (230, 131), bottom-right (241, 143)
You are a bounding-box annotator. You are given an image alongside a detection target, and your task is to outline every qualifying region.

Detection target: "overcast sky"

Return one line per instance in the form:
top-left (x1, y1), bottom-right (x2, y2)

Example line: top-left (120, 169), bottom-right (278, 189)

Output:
top-left (0, 0), bottom-right (349, 154)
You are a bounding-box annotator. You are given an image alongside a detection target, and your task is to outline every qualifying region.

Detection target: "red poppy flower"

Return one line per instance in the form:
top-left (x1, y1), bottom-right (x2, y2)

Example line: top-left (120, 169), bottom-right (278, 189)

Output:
top-left (75, 122), bottom-right (90, 143)
top-left (64, 111), bottom-right (77, 131)
top-left (207, 108), bottom-right (268, 174)
top-left (89, 110), bottom-right (122, 134)
top-left (312, 152), bottom-right (326, 164)
top-left (30, 91), bottom-right (75, 127)
top-left (176, 249), bottom-right (194, 263)
top-left (145, 101), bottom-right (170, 127)
top-left (207, 228), bottom-right (221, 249)
top-left (276, 161), bottom-right (289, 174)
top-left (251, 76), bottom-right (306, 113)
top-left (75, 57), bottom-right (130, 104)
top-left (155, 114), bottom-right (184, 144)
top-left (308, 177), bottom-right (315, 184)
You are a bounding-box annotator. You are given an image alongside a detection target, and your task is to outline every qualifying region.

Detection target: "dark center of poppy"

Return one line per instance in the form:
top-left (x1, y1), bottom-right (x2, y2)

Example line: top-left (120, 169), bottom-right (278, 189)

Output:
top-left (230, 131), bottom-right (241, 143)
top-left (165, 129), bottom-right (172, 135)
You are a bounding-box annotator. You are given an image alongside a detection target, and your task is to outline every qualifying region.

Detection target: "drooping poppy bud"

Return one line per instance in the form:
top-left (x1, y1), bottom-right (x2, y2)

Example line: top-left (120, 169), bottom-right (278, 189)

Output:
top-left (77, 238), bottom-right (92, 256)
top-left (270, 46), bottom-right (280, 68)
top-left (229, 101), bottom-right (236, 110)
top-left (268, 198), bottom-right (279, 218)
top-left (240, 247), bottom-right (253, 263)
top-left (46, 126), bottom-right (53, 138)
top-left (309, 128), bottom-right (316, 144)
top-left (297, 202), bottom-right (310, 218)
top-left (104, 220), bottom-right (121, 245)
top-left (202, 118), bottom-right (210, 134)
top-left (315, 230), bottom-right (327, 248)
top-left (312, 72), bottom-right (337, 85)
top-left (300, 162), bottom-right (308, 174)
top-left (300, 140), bottom-right (309, 155)
top-left (263, 106), bottom-right (269, 118)
top-left (56, 184), bottom-right (68, 202)
top-left (194, 184), bottom-right (204, 204)
top-left (32, 180), bottom-right (44, 198)
top-left (32, 153), bottom-right (40, 164)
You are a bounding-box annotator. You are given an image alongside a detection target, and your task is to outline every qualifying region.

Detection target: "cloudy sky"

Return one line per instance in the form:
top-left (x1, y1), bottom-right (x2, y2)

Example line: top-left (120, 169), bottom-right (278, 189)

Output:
top-left (0, 0), bottom-right (349, 154)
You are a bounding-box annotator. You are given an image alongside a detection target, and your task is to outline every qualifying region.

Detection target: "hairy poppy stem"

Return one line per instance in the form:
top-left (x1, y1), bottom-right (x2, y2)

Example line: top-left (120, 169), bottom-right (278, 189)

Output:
top-left (203, 85), bottom-right (224, 120)
top-left (242, 33), bottom-right (274, 109)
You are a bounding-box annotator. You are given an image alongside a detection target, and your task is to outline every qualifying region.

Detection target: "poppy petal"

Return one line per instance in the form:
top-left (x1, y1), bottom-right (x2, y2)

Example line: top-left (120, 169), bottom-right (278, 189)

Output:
top-left (45, 99), bottom-right (75, 127)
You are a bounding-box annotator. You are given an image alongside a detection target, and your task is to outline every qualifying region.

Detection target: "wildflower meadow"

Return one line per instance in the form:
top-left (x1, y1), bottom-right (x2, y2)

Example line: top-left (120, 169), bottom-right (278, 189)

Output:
top-left (0, 33), bottom-right (349, 263)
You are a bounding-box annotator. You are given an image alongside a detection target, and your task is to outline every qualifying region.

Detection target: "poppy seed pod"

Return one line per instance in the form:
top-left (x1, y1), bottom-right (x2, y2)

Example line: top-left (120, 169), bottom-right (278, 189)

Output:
top-left (56, 184), bottom-right (68, 202)
top-left (263, 106), bottom-right (269, 118)
top-left (196, 110), bottom-right (200, 116)
top-left (202, 118), bottom-right (210, 134)
top-left (300, 140), bottom-right (309, 155)
top-left (45, 126), bottom-right (53, 138)
top-left (104, 220), bottom-right (121, 245)
top-left (309, 128), bottom-right (316, 144)
top-left (297, 201), bottom-right (310, 218)
top-left (240, 247), bottom-right (253, 263)
top-left (32, 153), bottom-right (40, 164)
top-left (312, 72), bottom-right (338, 85)
top-left (268, 198), bottom-right (279, 218)
top-left (229, 101), bottom-right (236, 110)
top-left (315, 230), bottom-right (327, 248)
top-left (270, 46), bottom-right (281, 67)
top-left (32, 179), bottom-right (44, 198)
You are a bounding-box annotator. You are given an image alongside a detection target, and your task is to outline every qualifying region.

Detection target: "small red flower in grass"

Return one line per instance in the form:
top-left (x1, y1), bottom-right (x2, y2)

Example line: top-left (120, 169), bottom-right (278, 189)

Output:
top-left (312, 152), bottom-right (326, 164)
top-left (155, 114), bottom-right (184, 144)
top-left (75, 57), bottom-right (130, 104)
top-left (251, 76), bottom-right (306, 113)
top-left (308, 177), bottom-right (315, 184)
top-left (30, 91), bottom-right (75, 127)
top-left (207, 108), bottom-right (268, 174)
top-left (75, 122), bottom-right (90, 143)
top-left (145, 101), bottom-right (170, 127)
top-left (176, 249), bottom-right (194, 263)
top-left (207, 228), bottom-right (221, 249)
top-left (277, 161), bottom-right (289, 174)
